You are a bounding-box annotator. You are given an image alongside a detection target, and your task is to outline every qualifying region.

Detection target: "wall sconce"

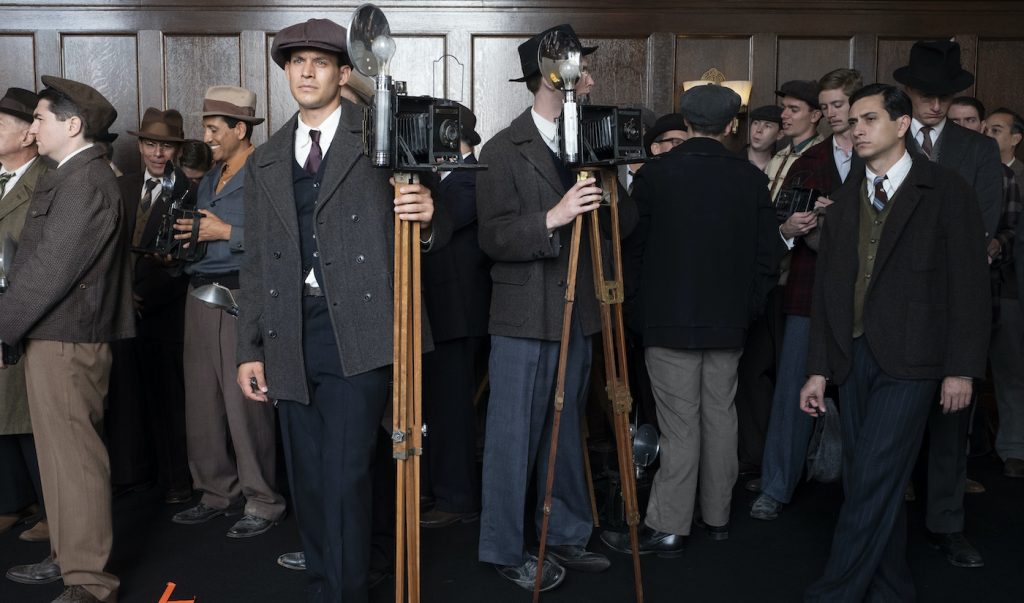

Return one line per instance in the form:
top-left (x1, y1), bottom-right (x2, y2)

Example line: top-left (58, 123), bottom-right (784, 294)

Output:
top-left (682, 68), bottom-right (752, 111)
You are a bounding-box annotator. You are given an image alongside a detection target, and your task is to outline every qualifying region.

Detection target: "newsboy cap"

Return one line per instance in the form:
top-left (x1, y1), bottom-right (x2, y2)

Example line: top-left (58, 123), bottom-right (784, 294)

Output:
top-left (201, 86), bottom-right (265, 125)
top-left (128, 107), bottom-right (185, 143)
top-left (0, 87), bottom-right (38, 124)
top-left (749, 104), bottom-right (783, 125)
top-left (678, 85), bottom-right (740, 132)
top-left (271, 18), bottom-right (349, 69)
top-left (510, 24), bottom-right (597, 83)
top-left (643, 113), bottom-right (687, 150)
top-left (893, 40), bottom-right (974, 96)
top-left (775, 80), bottom-right (822, 110)
top-left (39, 75), bottom-right (116, 135)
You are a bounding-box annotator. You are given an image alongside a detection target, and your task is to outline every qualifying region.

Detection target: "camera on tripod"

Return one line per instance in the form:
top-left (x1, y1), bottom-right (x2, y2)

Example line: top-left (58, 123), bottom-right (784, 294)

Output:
top-left (571, 105), bottom-right (646, 167)
top-left (359, 89), bottom-right (467, 171)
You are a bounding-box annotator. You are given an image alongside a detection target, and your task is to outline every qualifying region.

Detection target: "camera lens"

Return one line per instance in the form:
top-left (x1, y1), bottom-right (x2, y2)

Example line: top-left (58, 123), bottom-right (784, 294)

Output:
top-left (622, 118), bottom-right (640, 142)
top-left (439, 119), bottom-right (460, 149)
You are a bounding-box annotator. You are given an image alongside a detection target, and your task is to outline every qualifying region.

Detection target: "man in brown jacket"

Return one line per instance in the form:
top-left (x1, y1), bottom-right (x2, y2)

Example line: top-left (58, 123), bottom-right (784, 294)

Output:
top-left (0, 76), bottom-right (134, 603)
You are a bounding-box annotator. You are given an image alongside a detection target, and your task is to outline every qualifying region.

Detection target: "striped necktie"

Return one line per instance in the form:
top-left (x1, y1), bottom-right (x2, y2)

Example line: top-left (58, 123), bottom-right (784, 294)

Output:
top-left (872, 175), bottom-right (889, 213)
top-left (0, 172), bottom-right (13, 199)
top-left (921, 126), bottom-right (934, 159)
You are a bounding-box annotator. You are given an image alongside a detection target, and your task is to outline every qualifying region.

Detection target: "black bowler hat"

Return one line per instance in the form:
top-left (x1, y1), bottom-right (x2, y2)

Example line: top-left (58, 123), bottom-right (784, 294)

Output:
top-left (893, 40), bottom-right (974, 96)
top-left (0, 87), bottom-right (38, 124)
top-left (643, 113), bottom-right (686, 150)
top-left (271, 18), bottom-right (349, 69)
top-left (775, 80), bottom-right (821, 110)
top-left (39, 75), bottom-right (116, 135)
top-left (454, 102), bottom-right (481, 147)
top-left (509, 24), bottom-right (597, 83)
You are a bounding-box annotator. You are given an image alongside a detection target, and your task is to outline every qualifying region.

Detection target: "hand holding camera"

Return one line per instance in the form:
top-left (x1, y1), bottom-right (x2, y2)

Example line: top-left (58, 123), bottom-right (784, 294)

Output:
top-left (545, 177), bottom-right (602, 231)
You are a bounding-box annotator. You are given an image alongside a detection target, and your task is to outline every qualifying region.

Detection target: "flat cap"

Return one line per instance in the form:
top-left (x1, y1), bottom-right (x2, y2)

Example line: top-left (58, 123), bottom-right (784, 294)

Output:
top-left (0, 87), bottom-right (39, 124)
top-left (678, 84), bottom-right (740, 131)
top-left (510, 24), bottom-right (597, 83)
top-left (749, 104), bottom-right (783, 125)
top-left (643, 113), bottom-right (687, 150)
top-left (272, 18), bottom-right (349, 69)
top-left (775, 80), bottom-right (821, 110)
top-left (39, 75), bottom-right (116, 135)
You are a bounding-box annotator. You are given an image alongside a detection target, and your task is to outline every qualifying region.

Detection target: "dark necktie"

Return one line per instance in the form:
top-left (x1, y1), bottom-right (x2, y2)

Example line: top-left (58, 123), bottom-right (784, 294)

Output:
top-left (140, 178), bottom-right (159, 213)
top-left (921, 126), bottom-right (934, 159)
top-left (304, 130), bottom-right (322, 175)
top-left (872, 175), bottom-right (889, 213)
top-left (0, 172), bottom-right (13, 199)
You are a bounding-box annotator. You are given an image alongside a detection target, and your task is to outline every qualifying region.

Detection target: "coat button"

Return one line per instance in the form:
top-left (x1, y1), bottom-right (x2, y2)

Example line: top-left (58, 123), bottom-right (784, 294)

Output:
top-left (355, 254), bottom-right (365, 264)
top-left (79, 283), bottom-right (87, 289)
top-left (558, 279), bottom-right (565, 287)
top-left (273, 251), bottom-right (282, 259)
top-left (269, 289), bottom-right (279, 297)
top-left (351, 214), bottom-right (360, 222)
top-left (268, 329), bottom-right (278, 338)
top-left (313, 251), bottom-right (320, 258)
top-left (363, 292), bottom-right (372, 302)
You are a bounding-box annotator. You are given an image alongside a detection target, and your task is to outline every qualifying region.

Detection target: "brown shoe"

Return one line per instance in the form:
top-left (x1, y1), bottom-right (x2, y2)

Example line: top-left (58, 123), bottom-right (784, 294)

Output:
top-left (0, 503), bottom-right (39, 535)
top-left (1004, 458), bottom-right (1024, 478)
top-left (965, 478), bottom-right (986, 494)
top-left (20, 519), bottom-right (49, 542)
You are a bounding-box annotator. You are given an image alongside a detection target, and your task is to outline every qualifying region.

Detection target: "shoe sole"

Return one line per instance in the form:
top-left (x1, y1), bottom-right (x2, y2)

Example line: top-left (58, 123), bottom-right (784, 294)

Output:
top-left (544, 552), bottom-right (610, 574)
top-left (5, 571), bottom-right (62, 585)
top-left (226, 521), bottom-right (278, 539)
top-left (926, 543), bottom-right (985, 568)
top-left (420, 512), bottom-right (480, 529)
top-left (276, 559), bottom-right (306, 571)
top-left (749, 511), bottom-right (779, 521)
top-left (172, 507), bottom-right (242, 525)
top-left (18, 533), bottom-right (48, 543)
top-left (600, 537), bottom-right (684, 558)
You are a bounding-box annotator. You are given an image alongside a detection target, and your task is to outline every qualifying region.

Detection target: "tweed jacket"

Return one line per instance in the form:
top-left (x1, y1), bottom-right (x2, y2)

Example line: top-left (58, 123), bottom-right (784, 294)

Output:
top-left (476, 108), bottom-right (638, 341)
top-left (237, 99), bottom-right (452, 402)
top-left (807, 156), bottom-right (990, 384)
top-left (0, 156), bottom-right (47, 434)
top-left (0, 145), bottom-right (134, 346)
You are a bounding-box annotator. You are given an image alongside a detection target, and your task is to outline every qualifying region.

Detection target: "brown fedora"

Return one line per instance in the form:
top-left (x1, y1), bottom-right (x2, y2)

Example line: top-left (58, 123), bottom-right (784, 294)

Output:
top-left (0, 87), bottom-right (39, 124)
top-left (200, 86), bottom-right (265, 125)
top-left (39, 75), bottom-right (116, 135)
top-left (128, 107), bottom-right (185, 143)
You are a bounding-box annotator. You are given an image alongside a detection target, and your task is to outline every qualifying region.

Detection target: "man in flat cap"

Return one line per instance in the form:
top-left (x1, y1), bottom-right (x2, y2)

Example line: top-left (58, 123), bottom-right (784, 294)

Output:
top-left (171, 86), bottom-right (286, 538)
top-left (0, 87), bottom-right (48, 543)
top-left (894, 39), bottom-right (1002, 569)
top-left (0, 75), bottom-right (134, 603)
top-left (604, 84), bottom-right (777, 555)
top-left (476, 23), bottom-right (635, 592)
top-left (236, 17), bottom-right (448, 602)
top-left (745, 104), bottom-right (784, 171)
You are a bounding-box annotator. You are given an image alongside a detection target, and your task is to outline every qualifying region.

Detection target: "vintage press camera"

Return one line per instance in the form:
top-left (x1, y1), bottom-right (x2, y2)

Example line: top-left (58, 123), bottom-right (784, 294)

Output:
top-left (360, 85), bottom-right (468, 172)
top-left (774, 176), bottom-right (823, 223)
top-left (133, 181), bottom-right (207, 262)
top-left (566, 105), bottom-right (646, 167)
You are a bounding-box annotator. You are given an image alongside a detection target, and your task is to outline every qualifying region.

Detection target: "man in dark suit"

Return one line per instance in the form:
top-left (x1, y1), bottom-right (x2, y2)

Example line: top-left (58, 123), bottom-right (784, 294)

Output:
top-left (235, 19), bottom-right (449, 603)
top-left (420, 103), bottom-right (490, 528)
top-left (894, 39), bottom-right (1002, 567)
top-left (800, 83), bottom-right (990, 602)
top-left (0, 76), bottom-right (135, 603)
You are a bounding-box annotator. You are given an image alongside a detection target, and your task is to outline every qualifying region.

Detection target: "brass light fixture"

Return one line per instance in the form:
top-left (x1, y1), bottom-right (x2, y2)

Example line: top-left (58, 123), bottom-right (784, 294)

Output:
top-left (682, 68), bottom-right (752, 111)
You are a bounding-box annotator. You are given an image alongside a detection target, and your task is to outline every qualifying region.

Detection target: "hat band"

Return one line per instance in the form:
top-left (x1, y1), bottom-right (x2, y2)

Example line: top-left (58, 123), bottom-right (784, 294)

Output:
top-left (203, 98), bottom-right (255, 117)
top-left (137, 121), bottom-right (183, 139)
top-left (0, 98), bottom-right (32, 119)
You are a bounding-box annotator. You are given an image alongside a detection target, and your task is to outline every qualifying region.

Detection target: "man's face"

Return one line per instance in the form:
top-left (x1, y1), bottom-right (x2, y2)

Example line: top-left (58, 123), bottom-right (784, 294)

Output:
top-left (948, 103), bottom-right (983, 132)
top-left (0, 112), bottom-right (33, 159)
top-left (284, 49), bottom-right (351, 111)
top-left (985, 113), bottom-right (1022, 159)
top-left (819, 88), bottom-right (852, 135)
top-left (182, 166), bottom-right (207, 187)
top-left (649, 129), bottom-right (687, 156)
top-left (749, 119), bottom-right (783, 152)
top-left (781, 97), bottom-right (821, 139)
top-left (576, 57), bottom-right (595, 97)
top-left (905, 87), bottom-right (953, 127)
top-left (849, 94), bottom-right (910, 161)
top-left (138, 138), bottom-right (179, 177)
top-left (29, 99), bottom-right (75, 160)
top-left (203, 116), bottom-right (244, 163)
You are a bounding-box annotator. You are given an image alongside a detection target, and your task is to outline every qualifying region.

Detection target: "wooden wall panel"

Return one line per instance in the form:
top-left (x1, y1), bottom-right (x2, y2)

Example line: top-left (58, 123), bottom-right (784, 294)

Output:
top-left (876, 38), bottom-right (920, 88)
top-left (393, 35), bottom-right (447, 97)
top-left (674, 36), bottom-right (752, 111)
top-left (164, 35), bottom-right (242, 140)
top-left (0, 35), bottom-right (36, 92)
top-left (975, 38), bottom-right (1024, 116)
top-left (776, 37), bottom-right (853, 87)
top-left (471, 35), bottom-right (533, 148)
top-left (580, 37), bottom-right (647, 108)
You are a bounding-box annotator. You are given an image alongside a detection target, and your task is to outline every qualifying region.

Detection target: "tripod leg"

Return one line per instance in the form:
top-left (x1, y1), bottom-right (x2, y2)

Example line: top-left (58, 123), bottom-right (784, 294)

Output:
top-left (393, 211), bottom-right (408, 603)
top-left (580, 417), bottom-right (600, 527)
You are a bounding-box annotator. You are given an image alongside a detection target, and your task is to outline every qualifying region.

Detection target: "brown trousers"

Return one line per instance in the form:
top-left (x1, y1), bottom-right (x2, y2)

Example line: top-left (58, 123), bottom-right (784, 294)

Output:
top-left (24, 339), bottom-right (118, 603)
top-left (183, 290), bottom-right (284, 519)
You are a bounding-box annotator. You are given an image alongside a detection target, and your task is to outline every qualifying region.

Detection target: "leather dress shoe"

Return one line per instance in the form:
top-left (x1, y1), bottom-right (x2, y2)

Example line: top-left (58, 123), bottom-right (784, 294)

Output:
top-left (277, 552), bottom-right (305, 571)
top-left (600, 524), bottom-right (686, 558)
top-left (52, 585), bottom-right (100, 602)
top-left (927, 532), bottom-right (984, 568)
top-left (6, 557), bottom-right (62, 584)
top-left (164, 486), bottom-right (194, 505)
top-left (0, 503), bottom-right (38, 534)
top-left (172, 502), bottom-right (241, 525)
top-left (20, 519), bottom-right (49, 542)
top-left (965, 478), bottom-right (986, 494)
top-left (1005, 458), bottom-right (1024, 478)
top-left (495, 553), bottom-right (565, 592)
top-left (419, 508), bottom-right (479, 528)
top-left (543, 544), bottom-right (610, 573)
top-left (745, 478), bottom-right (762, 493)
top-left (750, 493), bottom-right (784, 520)
top-left (227, 514), bottom-right (277, 538)
top-left (693, 517), bottom-right (729, 540)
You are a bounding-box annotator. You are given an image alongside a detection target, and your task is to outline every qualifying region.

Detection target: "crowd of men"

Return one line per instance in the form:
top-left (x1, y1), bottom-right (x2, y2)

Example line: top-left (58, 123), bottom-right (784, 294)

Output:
top-left (0, 16), bottom-right (1021, 603)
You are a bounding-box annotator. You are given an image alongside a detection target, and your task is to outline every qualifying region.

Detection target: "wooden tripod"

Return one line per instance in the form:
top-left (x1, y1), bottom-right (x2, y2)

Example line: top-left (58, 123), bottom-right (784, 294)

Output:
top-left (534, 169), bottom-right (644, 603)
top-left (392, 172), bottom-right (423, 603)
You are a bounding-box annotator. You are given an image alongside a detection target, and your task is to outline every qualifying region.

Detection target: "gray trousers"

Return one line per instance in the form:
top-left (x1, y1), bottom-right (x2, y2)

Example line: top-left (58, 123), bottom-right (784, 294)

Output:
top-left (644, 346), bottom-right (742, 534)
top-left (990, 298), bottom-right (1024, 460)
top-left (478, 320), bottom-right (593, 567)
top-left (183, 289), bottom-right (284, 520)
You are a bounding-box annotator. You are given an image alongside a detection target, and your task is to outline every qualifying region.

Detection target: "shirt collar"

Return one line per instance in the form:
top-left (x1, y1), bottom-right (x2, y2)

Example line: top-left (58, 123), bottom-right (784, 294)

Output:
top-left (297, 104), bottom-right (343, 156)
top-left (531, 108), bottom-right (559, 153)
top-left (1, 155), bottom-right (37, 178)
top-left (865, 150), bottom-right (913, 198)
top-left (911, 117), bottom-right (946, 142)
top-left (832, 136), bottom-right (852, 159)
top-left (220, 144), bottom-right (254, 183)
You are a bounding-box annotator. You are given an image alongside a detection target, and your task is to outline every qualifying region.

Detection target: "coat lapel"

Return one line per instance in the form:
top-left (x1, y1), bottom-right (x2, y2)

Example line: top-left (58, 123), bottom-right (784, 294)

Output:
top-left (253, 118), bottom-right (301, 248)
top-left (0, 157), bottom-right (46, 222)
top-left (315, 101), bottom-right (364, 217)
top-left (509, 109), bottom-right (567, 203)
top-left (869, 158), bottom-right (928, 285)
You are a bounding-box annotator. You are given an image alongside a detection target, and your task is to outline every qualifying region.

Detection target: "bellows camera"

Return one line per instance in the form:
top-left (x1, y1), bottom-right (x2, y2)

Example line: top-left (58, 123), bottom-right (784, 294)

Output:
top-left (569, 105), bottom-right (645, 166)
top-left (361, 90), bottom-right (466, 171)
top-left (774, 185), bottom-right (823, 223)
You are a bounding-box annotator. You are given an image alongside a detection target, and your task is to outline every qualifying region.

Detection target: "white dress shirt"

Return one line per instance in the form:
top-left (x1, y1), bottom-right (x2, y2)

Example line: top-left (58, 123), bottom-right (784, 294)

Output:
top-left (865, 150), bottom-right (913, 201)
top-left (0, 156), bottom-right (38, 200)
top-left (295, 104), bottom-right (342, 168)
top-left (531, 109), bottom-right (559, 154)
top-left (910, 118), bottom-right (946, 152)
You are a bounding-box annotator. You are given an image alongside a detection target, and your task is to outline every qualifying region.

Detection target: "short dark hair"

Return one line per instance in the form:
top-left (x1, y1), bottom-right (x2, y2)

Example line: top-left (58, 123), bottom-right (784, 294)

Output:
top-left (526, 73), bottom-right (543, 95)
top-left (690, 121), bottom-right (730, 137)
top-left (819, 68), bottom-right (863, 98)
top-left (221, 116), bottom-right (253, 141)
top-left (38, 88), bottom-right (99, 140)
top-left (849, 83), bottom-right (912, 121)
top-left (951, 96), bottom-right (986, 120)
top-left (989, 107), bottom-right (1024, 137)
top-left (178, 139), bottom-right (213, 172)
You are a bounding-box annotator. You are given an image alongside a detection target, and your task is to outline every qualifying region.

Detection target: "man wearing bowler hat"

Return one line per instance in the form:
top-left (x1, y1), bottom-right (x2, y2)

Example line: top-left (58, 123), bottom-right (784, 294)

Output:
top-left (0, 76), bottom-right (134, 603)
top-left (476, 24), bottom-right (636, 592)
top-left (235, 18), bottom-right (448, 602)
top-left (171, 86), bottom-right (286, 538)
top-left (893, 39), bottom-right (1002, 569)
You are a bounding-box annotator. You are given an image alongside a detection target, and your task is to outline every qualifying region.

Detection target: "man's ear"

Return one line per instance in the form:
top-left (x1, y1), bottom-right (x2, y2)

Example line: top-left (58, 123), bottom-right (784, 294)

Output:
top-left (338, 64), bottom-right (352, 87)
top-left (66, 115), bottom-right (84, 138)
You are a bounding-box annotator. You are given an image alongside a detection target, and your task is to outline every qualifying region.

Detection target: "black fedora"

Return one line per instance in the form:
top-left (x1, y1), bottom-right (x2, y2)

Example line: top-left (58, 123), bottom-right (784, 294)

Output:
top-left (509, 24), bottom-right (597, 83)
top-left (893, 40), bottom-right (974, 96)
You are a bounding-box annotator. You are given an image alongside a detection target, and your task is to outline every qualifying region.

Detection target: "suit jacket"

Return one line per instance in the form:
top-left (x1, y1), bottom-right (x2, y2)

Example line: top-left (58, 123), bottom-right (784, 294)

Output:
top-left (422, 154), bottom-right (491, 342)
top-left (187, 159), bottom-right (246, 275)
top-left (477, 108), bottom-right (638, 341)
top-left (0, 145), bottom-right (135, 345)
top-left (0, 156), bottom-right (47, 435)
top-left (807, 156), bottom-right (990, 384)
top-left (237, 100), bottom-right (452, 401)
top-left (906, 120), bottom-right (1003, 238)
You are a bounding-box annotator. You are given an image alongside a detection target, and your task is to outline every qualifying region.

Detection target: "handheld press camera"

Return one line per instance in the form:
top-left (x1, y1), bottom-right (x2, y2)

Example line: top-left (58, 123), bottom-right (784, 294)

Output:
top-left (774, 177), bottom-right (823, 223)
top-left (133, 180), bottom-right (207, 262)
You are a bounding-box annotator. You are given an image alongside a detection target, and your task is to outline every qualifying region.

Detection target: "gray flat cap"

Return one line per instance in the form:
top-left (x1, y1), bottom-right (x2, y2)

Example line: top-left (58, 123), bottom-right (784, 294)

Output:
top-left (679, 84), bottom-right (740, 131)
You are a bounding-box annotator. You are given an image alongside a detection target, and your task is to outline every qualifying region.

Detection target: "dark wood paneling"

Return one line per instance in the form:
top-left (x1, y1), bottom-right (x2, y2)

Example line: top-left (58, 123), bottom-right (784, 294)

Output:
top-left (471, 35), bottom-right (533, 147)
top-left (975, 38), bottom-right (1024, 116)
top-left (877, 38), bottom-right (922, 88)
top-left (0, 34), bottom-right (36, 92)
top-left (674, 36), bottom-right (752, 111)
top-left (580, 37), bottom-right (647, 109)
top-left (777, 37), bottom-right (853, 87)
top-left (164, 35), bottom-right (242, 140)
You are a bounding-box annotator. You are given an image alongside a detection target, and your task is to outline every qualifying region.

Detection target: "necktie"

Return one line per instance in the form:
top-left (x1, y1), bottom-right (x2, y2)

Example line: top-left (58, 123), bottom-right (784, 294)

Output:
top-left (921, 126), bottom-right (934, 159)
top-left (0, 172), bottom-right (13, 199)
top-left (872, 175), bottom-right (889, 213)
top-left (140, 178), bottom-right (159, 213)
top-left (304, 130), bottom-right (322, 175)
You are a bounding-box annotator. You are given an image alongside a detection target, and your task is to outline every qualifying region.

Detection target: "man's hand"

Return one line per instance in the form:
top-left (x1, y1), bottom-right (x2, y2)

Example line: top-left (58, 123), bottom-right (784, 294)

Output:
top-left (238, 361), bottom-right (270, 403)
top-left (814, 195), bottom-right (834, 212)
top-left (987, 238), bottom-right (1001, 264)
top-left (780, 210), bottom-right (817, 239)
top-left (545, 177), bottom-right (603, 231)
top-left (173, 209), bottom-right (231, 243)
top-left (940, 376), bottom-right (973, 414)
top-left (799, 375), bottom-right (828, 417)
top-left (391, 178), bottom-right (434, 227)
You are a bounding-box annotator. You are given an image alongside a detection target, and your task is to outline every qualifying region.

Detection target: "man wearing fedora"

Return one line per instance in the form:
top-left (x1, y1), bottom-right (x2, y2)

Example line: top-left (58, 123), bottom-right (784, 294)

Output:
top-left (171, 86), bottom-right (286, 538)
top-left (235, 18), bottom-right (448, 602)
top-left (0, 76), bottom-right (134, 603)
top-left (476, 24), bottom-right (636, 592)
top-left (0, 87), bottom-right (48, 542)
top-left (894, 39), bottom-right (1003, 569)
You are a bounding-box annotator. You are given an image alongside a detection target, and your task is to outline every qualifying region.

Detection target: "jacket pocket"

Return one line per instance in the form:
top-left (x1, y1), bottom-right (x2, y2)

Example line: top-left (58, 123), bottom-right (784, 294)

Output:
top-left (489, 263), bottom-right (534, 327)
top-left (490, 263), bottom-right (533, 285)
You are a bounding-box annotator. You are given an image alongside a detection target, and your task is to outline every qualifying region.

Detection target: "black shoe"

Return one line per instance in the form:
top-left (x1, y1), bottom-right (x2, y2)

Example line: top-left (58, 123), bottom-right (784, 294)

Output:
top-left (693, 517), bottom-right (729, 540)
top-left (277, 552), bottom-right (305, 571)
top-left (494, 553), bottom-right (565, 592)
top-left (745, 478), bottom-right (762, 493)
top-left (419, 508), bottom-right (479, 528)
top-left (543, 544), bottom-right (610, 573)
top-left (172, 502), bottom-right (240, 525)
top-left (1004, 458), bottom-right (1024, 478)
top-left (164, 486), bottom-right (194, 505)
top-left (600, 524), bottom-right (686, 558)
top-left (927, 532), bottom-right (984, 568)
top-left (6, 557), bottom-right (61, 585)
top-left (750, 493), bottom-right (783, 521)
top-left (52, 585), bottom-right (100, 602)
top-left (227, 514), bottom-right (277, 538)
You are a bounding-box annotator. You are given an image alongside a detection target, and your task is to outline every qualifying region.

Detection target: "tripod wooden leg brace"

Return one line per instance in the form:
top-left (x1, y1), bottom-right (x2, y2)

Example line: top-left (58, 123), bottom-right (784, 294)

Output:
top-left (534, 169), bottom-right (644, 603)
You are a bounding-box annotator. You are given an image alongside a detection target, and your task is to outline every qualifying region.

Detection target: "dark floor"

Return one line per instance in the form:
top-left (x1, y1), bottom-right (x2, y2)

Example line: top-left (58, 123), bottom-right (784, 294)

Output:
top-left (1, 455), bottom-right (1022, 603)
